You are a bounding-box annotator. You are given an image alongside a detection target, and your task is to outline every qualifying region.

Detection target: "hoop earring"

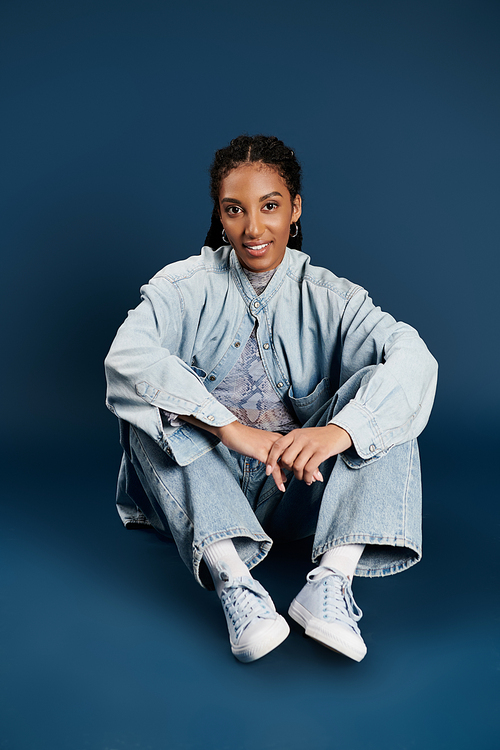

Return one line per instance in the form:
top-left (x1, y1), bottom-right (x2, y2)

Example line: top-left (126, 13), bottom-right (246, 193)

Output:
top-left (290, 222), bottom-right (299, 238)
top-left (222, 228), bottom-right (230, 244)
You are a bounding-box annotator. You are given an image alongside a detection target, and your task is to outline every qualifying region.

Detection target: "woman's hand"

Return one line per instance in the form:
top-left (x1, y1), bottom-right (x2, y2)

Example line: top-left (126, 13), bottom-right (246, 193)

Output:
top-left (265, 424), bottom-right (353, 486)
top-left (180, 416), bottom-right (288, 491)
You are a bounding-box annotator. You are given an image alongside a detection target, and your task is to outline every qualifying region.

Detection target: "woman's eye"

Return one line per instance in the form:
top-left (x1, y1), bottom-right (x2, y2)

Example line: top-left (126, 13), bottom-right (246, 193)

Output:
top-left (264, 202), bottom-right (278, 211)
top-left (226, 206), bottom-right (242, 215)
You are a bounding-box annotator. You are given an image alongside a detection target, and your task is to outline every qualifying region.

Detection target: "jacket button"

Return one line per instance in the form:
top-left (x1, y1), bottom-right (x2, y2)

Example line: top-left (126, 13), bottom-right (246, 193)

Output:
top-left (234, 341), bottom-right (240, 348)
top-left (263, 343), bottom-right (269, 350)
top-left (253, 300), bottom-right (260, 308)
top-left (369, 444), bottom-right (376, 452)
top-left (277, 382), bottom-right (284, 388)
top-left (207, 415), bottom-right (215, 421)
top-left (209, 375), bottom-right (216, 382)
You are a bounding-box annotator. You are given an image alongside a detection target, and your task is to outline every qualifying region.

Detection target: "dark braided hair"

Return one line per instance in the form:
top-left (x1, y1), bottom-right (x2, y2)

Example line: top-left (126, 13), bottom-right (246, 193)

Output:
top-left (204, 134), bottom-right (303, 251)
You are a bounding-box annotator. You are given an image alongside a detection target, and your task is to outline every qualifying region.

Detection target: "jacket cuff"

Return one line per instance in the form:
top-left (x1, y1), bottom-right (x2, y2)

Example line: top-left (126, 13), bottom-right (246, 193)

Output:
top-left (161, 424), bottom-right (222, 467)
top-left (191, 395), bottom-right (238, 427)
top-left (328, 401), bottom-right (389, 461)
top-left (161, 398), bottom-right (237, 467)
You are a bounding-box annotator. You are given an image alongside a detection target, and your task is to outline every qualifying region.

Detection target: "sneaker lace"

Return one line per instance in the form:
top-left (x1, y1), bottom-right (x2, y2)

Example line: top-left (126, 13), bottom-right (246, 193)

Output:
top-left (218, 565), bottom-right (275, 641)
top-left (309, 566), bottom-right (363, 634)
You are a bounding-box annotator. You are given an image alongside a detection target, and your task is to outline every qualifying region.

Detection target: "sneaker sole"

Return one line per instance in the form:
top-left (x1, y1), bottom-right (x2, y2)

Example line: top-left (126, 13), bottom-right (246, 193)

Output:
top-left (231, 615), bottom-right (290, 663)
top-left (288, 599), bottom-right (367, 662)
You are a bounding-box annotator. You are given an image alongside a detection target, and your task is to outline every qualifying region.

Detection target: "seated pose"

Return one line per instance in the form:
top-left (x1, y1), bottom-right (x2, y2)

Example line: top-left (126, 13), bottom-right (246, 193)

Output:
top-left (105, 135), bottom-right (437, 663)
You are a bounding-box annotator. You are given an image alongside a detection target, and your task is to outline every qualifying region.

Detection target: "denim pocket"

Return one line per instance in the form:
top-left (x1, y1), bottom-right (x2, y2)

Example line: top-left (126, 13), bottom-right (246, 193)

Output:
top-left (288, 377), bottom-right (331, 424)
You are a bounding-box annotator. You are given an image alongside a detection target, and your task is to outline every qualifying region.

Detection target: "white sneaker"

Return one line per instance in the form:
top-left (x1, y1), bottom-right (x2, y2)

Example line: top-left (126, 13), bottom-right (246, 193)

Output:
top-left (289, 566), bottom-right (367, 662)
top-left (217, 562), bottom-right (290, 663)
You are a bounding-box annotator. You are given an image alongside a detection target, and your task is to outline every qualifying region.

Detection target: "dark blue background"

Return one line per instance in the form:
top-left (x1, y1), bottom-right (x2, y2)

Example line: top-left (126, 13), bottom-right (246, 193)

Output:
top-left (1, 1), bottom-right (499, 749)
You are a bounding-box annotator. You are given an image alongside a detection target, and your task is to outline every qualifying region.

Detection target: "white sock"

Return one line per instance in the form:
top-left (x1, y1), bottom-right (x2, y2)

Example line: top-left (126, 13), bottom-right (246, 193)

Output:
top-left (203, 538), bottom-right (251, 596)
top-left (320, 544), bottom-right (365, 580)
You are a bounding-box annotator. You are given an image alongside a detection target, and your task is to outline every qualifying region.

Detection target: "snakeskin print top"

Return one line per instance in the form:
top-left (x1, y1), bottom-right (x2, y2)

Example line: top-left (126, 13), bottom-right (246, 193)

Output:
top-left (212, 268), bottom-right (300, 433)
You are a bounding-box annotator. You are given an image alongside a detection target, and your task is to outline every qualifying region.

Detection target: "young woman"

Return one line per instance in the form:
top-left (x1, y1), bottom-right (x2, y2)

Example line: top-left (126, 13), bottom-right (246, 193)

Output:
top-left (105, 135), bottom-right (437, 663)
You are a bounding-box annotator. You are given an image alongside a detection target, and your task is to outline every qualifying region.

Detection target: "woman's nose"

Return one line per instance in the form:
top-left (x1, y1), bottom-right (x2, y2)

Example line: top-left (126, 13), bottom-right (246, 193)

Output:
top-left (245, 211), bottom-right (264, 238)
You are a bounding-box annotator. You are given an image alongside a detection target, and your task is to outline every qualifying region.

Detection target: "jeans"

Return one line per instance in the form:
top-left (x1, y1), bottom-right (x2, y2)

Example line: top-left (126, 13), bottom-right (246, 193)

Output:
top-left (119, 367), bottom-right (422, 588)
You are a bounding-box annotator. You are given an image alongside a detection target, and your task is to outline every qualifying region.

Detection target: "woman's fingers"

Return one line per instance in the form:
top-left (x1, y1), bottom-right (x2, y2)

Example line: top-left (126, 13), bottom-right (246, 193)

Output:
top-left (271, 464), bottom-right (288, 492)
top-left (266, 426), bottom-right (349, 484)
top-left (266, 431), bottom-right (319, 482)
top-left (303, 464), bottom-right (324, 485)
top-left (287, 448), bottom-right (323, 482)
top-left (265, 433), bottom-right (294, 476)
top-left (265, 425), bottom-right (352, 486)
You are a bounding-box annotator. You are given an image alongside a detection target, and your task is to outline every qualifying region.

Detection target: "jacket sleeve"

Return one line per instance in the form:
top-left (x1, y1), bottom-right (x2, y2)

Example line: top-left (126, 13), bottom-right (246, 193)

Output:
top-left (328, 287), bottom-right (438, 461)
top-left (104, 278), bottom-right (237, 465)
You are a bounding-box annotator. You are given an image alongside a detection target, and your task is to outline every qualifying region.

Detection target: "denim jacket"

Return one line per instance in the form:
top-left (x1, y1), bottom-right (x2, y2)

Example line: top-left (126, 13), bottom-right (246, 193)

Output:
top-left (105, 246), bottom-right (437, 468)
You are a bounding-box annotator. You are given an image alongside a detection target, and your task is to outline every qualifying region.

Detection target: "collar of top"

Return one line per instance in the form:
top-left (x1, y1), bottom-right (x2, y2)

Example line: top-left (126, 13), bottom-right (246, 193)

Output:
top-left (229, 247), bottom-right (290, 308)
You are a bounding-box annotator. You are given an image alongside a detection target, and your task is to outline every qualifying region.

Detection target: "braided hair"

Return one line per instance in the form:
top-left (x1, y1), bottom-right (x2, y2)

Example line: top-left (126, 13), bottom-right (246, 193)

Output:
top-left (204, 134), bottom-right (303, 251)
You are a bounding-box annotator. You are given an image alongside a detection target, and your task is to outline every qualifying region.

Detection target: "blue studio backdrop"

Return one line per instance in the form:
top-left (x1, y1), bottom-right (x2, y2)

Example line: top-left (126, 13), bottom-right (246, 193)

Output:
top-left (1, 1), bottom-right (499, 749)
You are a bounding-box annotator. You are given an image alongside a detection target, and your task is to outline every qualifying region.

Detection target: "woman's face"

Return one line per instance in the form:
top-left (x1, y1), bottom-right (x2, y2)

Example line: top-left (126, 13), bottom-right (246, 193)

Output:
top-left (218, 162), bottom-right (302, 273)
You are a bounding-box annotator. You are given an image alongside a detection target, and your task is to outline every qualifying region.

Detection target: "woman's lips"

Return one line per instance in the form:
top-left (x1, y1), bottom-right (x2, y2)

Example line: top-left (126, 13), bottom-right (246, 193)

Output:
top-left (243, 241), bottom-right (271, 257)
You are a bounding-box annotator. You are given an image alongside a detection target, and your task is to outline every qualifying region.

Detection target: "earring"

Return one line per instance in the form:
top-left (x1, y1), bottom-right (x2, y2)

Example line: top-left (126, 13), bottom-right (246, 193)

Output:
top-left (290, 222), bottom-right (299, 238)
top-left (222, 228), bottom-right (230, 244)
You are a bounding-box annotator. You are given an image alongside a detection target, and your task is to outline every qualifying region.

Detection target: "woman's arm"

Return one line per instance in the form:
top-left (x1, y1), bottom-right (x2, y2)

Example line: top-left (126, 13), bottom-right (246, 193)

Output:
top-left (105, 279), bottom-right (237, 464)
top-left (330, 288), bottom-right (438, 460)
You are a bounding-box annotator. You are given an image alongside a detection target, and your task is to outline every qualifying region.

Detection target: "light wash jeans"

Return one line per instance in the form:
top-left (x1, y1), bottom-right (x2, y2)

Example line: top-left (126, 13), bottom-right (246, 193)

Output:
top-left (119, 368), bottom-right (422, 588)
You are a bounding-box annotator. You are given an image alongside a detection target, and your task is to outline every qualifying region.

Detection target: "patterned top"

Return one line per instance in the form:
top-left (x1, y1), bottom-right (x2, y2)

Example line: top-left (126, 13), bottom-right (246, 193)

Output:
top-left (212, 268), bottom-right (300, 433)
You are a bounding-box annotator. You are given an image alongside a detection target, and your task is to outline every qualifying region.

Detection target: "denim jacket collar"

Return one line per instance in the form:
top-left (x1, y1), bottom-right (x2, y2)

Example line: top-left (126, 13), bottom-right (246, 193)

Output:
top-left (229, 248), bottom-right (290, 308)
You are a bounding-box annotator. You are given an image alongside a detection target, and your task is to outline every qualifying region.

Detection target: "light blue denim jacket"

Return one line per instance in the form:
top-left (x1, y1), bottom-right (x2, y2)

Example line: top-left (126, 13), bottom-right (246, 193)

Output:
top-left (105, 246), bottom-right (437, 467)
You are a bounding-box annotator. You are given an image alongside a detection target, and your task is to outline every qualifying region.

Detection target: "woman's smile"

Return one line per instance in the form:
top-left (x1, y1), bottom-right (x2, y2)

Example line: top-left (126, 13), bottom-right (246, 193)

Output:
top-left (243, 241), bottom-right (272, 256)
